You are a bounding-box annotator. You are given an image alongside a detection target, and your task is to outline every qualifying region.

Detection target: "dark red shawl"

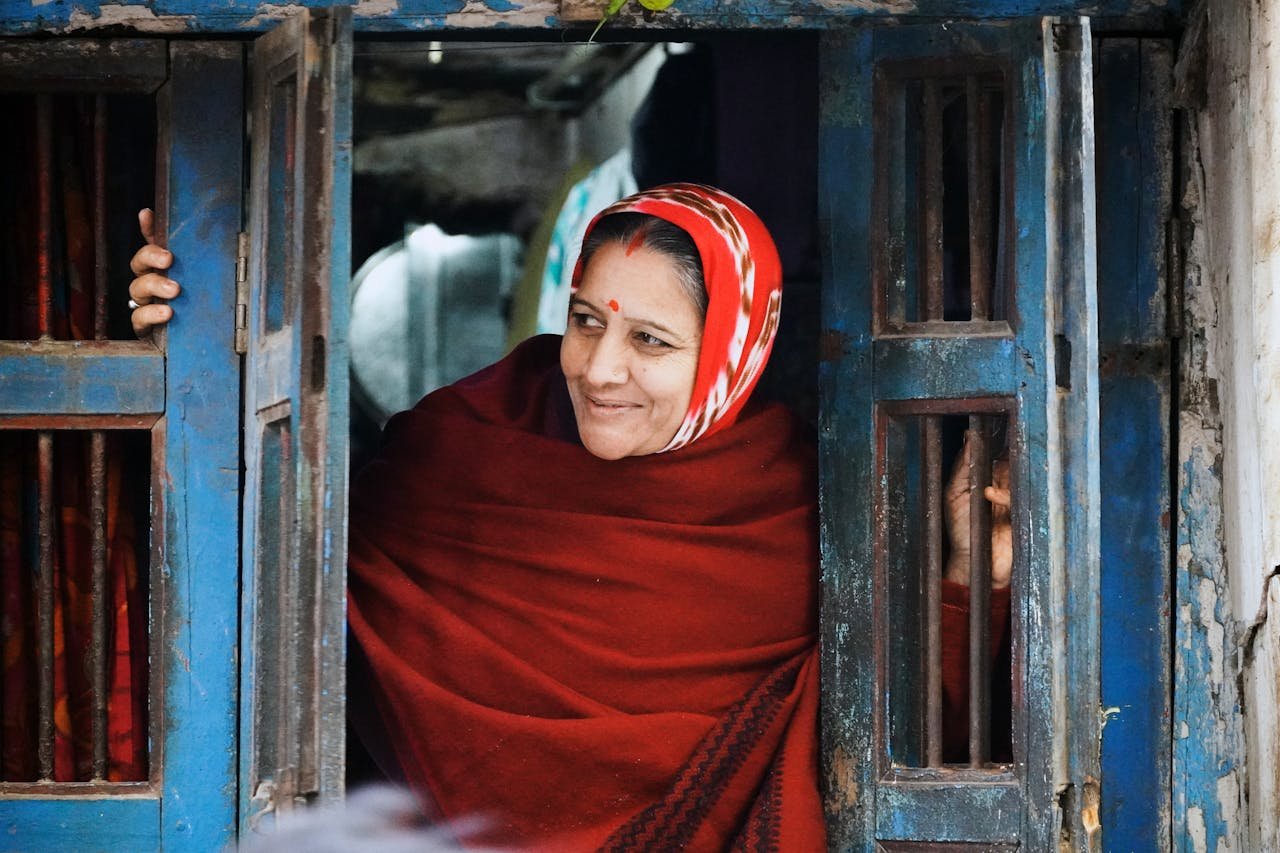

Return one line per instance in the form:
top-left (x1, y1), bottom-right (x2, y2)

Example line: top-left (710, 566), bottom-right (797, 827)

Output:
top-left (348, 334), bottom-right (826, 851)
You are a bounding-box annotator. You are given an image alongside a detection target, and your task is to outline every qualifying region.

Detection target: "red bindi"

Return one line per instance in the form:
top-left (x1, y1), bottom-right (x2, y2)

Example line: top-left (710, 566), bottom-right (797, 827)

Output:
top-left (608, 299), bottom-right (620, 313)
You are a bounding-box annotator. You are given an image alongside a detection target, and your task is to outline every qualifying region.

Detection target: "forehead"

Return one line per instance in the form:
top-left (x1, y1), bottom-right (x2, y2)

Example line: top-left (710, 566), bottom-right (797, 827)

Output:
top-left (578, 244), bottom-right (694, 310)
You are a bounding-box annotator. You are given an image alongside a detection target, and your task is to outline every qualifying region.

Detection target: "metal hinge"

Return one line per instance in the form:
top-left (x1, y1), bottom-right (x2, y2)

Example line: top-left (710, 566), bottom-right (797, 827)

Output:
top-left (235, 231), bottom-right (249, 355)
top-left (1166, 218), bottom-right (1185, 340)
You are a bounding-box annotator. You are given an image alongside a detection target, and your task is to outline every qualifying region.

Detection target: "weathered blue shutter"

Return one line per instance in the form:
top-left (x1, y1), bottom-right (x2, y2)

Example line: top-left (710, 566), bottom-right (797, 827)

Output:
top-left (0, 43), bottom-right (244, 851)
top-left (1093, 36), bottom-right (1174, 850)
top-left (818, 18), bottom-right (1101, 849)
top-left (239, 7), bottom-right (352, 835)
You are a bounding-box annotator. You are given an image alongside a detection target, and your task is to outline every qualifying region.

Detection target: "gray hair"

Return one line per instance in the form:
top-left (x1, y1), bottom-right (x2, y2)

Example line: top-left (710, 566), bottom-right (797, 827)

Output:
top-left (579, 213), bottom-right (707, 319)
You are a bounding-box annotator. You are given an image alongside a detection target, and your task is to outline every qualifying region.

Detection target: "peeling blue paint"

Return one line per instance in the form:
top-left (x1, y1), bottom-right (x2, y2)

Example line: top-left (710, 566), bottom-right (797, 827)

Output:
top-left (0, 0), bottom-right (1182, 35)
top-left (1173, 132), bottom-right (1247, 853)
top-left (158, 42), bottom-right (244, 852)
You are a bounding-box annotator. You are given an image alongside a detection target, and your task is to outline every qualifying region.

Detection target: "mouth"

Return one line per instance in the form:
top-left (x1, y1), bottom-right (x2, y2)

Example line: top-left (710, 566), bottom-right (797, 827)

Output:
top-left (584, 393), bottom-right (641, 414)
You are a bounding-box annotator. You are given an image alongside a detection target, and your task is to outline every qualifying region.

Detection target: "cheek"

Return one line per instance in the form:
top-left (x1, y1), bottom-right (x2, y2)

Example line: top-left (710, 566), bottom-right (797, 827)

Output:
top-left (559, 336), bottom-right (583, 378)
top-left (638, 360), bottom-right (698, 413)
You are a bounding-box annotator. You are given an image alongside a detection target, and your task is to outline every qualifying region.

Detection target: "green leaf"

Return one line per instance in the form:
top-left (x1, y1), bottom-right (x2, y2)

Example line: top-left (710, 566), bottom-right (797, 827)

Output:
top-left (587, 0), bottom-right (628, 42)
top-left (636, 0), bottom-right (675, 10)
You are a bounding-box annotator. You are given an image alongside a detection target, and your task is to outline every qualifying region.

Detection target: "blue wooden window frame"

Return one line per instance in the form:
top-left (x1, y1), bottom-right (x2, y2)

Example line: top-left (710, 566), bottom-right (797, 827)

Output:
top-left (0, 14), bottom-right (1181, 849)
top-left (239, 7), bottom-right (352, 836)
top-left (1093, 36), bottom-right (1175, 851)
top-left (818, 17), bottom-right (1102, 848)
top-left (0, 42), bottom-right (244, 851)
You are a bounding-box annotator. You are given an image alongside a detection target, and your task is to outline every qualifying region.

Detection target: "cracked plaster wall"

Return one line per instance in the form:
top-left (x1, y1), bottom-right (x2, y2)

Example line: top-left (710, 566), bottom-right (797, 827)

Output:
top-left (1180, 0), bottom-right (1280, 847)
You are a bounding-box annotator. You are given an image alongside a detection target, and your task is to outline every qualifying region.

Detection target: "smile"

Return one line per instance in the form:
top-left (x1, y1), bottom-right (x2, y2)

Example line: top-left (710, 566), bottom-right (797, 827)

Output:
top-left (585, 393), bottom-right (641, 413)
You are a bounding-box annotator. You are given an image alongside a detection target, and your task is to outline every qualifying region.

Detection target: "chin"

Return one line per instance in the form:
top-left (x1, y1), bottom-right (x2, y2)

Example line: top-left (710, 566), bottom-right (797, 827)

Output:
top-left (580, 434), bottom-right (632, 461)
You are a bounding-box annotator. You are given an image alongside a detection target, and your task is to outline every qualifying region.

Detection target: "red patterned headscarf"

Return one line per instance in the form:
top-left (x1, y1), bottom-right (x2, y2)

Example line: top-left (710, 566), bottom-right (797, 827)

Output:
top-left (571, 184), bottom-right (784, 453)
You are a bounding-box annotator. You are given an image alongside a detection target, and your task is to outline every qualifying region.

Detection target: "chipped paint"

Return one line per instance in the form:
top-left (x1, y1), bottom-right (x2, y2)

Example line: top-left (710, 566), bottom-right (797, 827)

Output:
top-left (65, 4), bottom-right (194, 32)
top-left (442, 0), bottom-right (558, 28)
top-left (239, 2), bottom-right (308, 28)
top-left (1173, 78), bottom-right (1248, 849)
top-left (1217, 770), bottom-right (1240, 843)
top-left (1197, 577), bottom-right (1225, 682)
top-left (1188, 806), bottom-right (1208, 853)
top-left (1081, 776), bottom-right (1101, 842)
top-left (811, 0), bottom-right (918, 12)
top-left (825, 745), bottom-right (860, 811)
top-left (1, 0), bottom-right (1186, 35)
top-left (354, 0), bottom-right (400, 17)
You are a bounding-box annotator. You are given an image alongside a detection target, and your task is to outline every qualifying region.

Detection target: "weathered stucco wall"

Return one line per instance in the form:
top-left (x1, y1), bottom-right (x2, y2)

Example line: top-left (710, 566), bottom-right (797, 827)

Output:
top-left (1178, 0), bottom-right (1280, 847)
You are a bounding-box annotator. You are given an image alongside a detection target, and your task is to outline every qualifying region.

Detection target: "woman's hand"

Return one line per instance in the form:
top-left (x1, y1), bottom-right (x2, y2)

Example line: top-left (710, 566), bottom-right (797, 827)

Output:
top-left (128, 208), bottom-right (180, 337)
top-left (943, 435), bottom-right (1012, 589)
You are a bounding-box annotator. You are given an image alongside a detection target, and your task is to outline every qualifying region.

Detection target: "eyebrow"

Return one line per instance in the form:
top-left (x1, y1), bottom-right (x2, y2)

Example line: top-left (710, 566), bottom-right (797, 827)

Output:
top-left (570, 296), bottom-right (689, 342)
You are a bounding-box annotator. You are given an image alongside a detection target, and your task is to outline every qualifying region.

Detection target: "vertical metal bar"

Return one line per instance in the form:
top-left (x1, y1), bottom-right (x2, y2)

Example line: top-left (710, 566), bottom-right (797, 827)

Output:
top-left (922, 80), bottom-right (944, 321)
top-left (90, 95), bottom-right (111, 782)
top-left (967, 76), bottom-right (993, 321)
top-left (36, 95), bottom-right (53, 339)
top-left (89, 432), bottom-right (109, 781)
top-left (923, 417), bottom-right (944, 767)
top-left (37, 433), bottom-right (55, 781)
top-left (35, 94), bottom-right (58, 783)
top-left (93, 95), bottom-right (109, 341)
top-left (967, 419), bottom-right (993, 766)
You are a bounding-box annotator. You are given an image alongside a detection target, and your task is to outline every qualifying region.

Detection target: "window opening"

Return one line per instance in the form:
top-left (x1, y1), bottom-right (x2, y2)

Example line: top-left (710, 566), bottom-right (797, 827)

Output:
top-left (0, 430), bottom-right (151, 784)
top-left (878, 67), bottom-right (1007, 328)
top-left (880, 407), bottom-right (1013, 770)
top-left (265, 75), bottom-right (297, 334)
top-left (343, 36), bottom-right (821, 790)
top-left (0, 91), bottom-right (155, 785)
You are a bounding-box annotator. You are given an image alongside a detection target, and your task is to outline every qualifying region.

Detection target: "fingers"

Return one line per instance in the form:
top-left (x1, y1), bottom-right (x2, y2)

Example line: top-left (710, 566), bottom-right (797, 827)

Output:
top-left (983, 485), bottom-right (1011, 509)
top-left (991, 455), bottom-right (1011, 488)
top-left (131, 208), bottom-right (176, 338)
top-left (130, 243), bottom-right (172, 276)
top-left (944, 434), bottom-right (971, 502)
top-left (128, 272), bottom-right (180, 306)
top-left (990, 524), bottom-right (1013, 589)
top-left (131, 303), bottom-right (173, 337)
top-left (138, 208), bottom-right (156, 245)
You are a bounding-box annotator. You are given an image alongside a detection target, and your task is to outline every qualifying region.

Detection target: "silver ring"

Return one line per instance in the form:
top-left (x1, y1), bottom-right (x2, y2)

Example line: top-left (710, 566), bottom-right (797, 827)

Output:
top-left (127, 299), bottom-right (141, 310)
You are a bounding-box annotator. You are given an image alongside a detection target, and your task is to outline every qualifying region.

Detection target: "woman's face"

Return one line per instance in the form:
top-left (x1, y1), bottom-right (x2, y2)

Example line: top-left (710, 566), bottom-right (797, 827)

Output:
top-left (560, 241), bottom-right (703, 460)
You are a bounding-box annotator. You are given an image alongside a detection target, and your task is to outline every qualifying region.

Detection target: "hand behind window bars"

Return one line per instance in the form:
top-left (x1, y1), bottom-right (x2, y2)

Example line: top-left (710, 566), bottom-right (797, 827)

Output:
top-left (944, 434), bottom-right (1012, 590)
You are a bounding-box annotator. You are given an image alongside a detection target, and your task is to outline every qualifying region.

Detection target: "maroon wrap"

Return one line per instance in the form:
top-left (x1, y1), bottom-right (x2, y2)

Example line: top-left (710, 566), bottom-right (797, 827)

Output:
top-left (348, 335), bottom-right (826, 851)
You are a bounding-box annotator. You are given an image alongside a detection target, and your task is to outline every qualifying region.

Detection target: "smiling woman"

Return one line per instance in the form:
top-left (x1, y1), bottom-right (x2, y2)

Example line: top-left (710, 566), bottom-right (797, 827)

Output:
top-left (562, 231), bottom-right (704, 459)
top-left (344, 184), bottom-right (831, 851)
top-left (128, 183), bottom-right (1003, 851)
top-left (562, 240), bottom-right (703, 460)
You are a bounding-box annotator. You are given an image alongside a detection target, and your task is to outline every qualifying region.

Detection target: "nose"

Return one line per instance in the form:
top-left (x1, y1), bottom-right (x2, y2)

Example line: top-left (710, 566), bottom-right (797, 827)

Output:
top-left (583, 331), bottom-right (629, 387)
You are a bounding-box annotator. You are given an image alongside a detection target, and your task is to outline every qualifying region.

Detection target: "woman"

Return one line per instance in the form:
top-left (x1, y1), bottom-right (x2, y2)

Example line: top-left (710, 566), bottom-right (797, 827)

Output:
top-left (129, 184), bottom-right (1007, 851)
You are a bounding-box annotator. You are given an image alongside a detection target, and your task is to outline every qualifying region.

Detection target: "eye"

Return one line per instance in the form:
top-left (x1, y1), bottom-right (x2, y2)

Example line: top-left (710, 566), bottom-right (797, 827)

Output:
top-left (571, 311), bottom-right (604, 330)
top-left (634, 330), bottom-right (670, 348)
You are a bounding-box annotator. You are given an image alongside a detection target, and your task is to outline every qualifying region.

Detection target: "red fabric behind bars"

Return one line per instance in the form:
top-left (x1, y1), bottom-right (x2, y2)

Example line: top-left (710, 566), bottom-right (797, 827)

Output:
top-left (0, 97), bottom-right (147, 782)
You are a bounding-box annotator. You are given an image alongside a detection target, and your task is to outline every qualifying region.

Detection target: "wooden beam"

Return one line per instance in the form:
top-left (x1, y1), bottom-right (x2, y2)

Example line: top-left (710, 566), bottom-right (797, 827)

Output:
top-left (0, 40), bottom-right (168, 93)
top-left (0, 340), bottom-right (164, 422)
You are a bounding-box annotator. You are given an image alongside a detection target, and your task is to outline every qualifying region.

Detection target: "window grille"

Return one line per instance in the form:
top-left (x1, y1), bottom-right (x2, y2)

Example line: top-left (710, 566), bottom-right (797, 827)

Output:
top-left (819, 17), bottom-right (1101, 849)
top-left (0, 40), bottom-right (245, 850)
top-left (0, 91), bottom-right (155, 786)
